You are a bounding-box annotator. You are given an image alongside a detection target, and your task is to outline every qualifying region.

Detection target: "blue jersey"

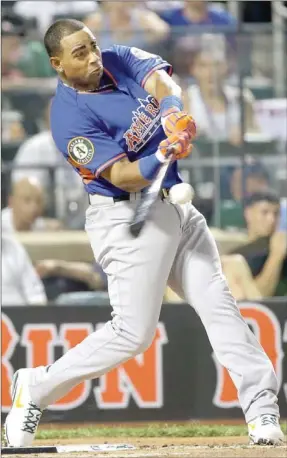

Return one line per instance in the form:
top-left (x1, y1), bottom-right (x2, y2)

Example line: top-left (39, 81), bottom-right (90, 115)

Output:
top-left (50, 45), bottom-right (182, 197)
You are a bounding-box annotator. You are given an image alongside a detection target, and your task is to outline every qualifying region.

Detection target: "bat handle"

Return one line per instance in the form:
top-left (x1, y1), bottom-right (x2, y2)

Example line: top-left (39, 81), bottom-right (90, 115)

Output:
top-left (166, 146), bottom-right (176, 159)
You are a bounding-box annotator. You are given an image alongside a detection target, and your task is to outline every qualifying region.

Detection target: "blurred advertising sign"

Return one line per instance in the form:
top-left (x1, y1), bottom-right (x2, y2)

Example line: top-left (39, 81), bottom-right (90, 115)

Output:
top-left (1, 300), bottom-right (286, 422)
top-left (254, 98), bottom-right (287, 141)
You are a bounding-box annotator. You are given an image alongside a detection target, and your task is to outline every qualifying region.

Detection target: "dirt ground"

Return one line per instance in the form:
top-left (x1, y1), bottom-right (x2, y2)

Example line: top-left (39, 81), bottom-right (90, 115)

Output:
top-left (4, 436), bottom-right (286, 458)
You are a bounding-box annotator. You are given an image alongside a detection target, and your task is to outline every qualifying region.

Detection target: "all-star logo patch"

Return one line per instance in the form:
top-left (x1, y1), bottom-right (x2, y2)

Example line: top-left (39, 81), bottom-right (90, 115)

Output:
top-left (68, 137), bottom-right (94, 165)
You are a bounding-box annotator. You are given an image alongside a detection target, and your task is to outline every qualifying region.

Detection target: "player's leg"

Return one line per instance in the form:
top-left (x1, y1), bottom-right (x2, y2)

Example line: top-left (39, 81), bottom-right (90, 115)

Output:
top-left (167, 203), bottom-right (284, 445)
top-left (5, 199), bottom-right (181, 447)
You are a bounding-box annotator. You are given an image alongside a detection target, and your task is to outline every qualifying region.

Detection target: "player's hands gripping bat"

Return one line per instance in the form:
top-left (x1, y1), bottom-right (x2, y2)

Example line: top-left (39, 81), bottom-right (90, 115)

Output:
top-left (161, 111), bottom-right (197, 141)
top-left (129, 132), bottom-right (192, 238)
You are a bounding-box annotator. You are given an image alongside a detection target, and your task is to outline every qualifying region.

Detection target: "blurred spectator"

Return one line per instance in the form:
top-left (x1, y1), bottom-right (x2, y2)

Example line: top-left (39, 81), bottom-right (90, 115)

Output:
top-left (217, 158), bottom-right (271, 229)
top-left (159, 1), bottom-right (236, 30)
top-left (148, 1), bottom-right (183, 12)
top-left (84, 1), bottom-right (169, 50)
top-left (2, 12), bottom-right (27, 79)
top-left (36, 259), bottom-right (107, 302)
top-left (231, 190), bottom-right (287, 297)
top-left (2, 109), bottom-right (26, 143)
top-left (11, 101), bottom-right (86, 228)
top-left (182, 37), bottom-right (259, 144)
top-left (221, 254), bottom-right (262, 301)
top-left (2, 232), bottom-right (47, 306)
top-left (1, 177), bottom-right (62, 232)
top-left (1, 12), bottom-right (54, 78)
top-left (164, 255), bottom-right (262, 302)
top-left (13, 1), bottom-right (98, 36)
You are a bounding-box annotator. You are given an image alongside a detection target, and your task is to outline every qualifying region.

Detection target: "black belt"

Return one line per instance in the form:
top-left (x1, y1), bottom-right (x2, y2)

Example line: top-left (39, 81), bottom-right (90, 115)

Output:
top-left (89, 188), bottom-right (170, 204)
top-left (114, 188), bottom-right (170, 202)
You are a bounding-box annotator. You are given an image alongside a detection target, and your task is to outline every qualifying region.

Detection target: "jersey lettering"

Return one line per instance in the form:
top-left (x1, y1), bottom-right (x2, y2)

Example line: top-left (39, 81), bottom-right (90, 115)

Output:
top-left (123, 96), bottom-right (161, 153)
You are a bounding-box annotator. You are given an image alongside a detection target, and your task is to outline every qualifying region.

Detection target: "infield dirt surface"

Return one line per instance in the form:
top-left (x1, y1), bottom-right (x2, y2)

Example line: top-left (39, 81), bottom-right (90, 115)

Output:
top-left (5, 436), bottom-right (286, 458)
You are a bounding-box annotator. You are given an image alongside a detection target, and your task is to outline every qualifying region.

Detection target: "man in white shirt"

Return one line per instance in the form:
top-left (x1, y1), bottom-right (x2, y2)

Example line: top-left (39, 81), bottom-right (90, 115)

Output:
top-left (2, 233), bottom-right (47, 306)
top-left (2, 177), bottom-right (62, 233)
top-left (12, 102), bottom-right (86, 228)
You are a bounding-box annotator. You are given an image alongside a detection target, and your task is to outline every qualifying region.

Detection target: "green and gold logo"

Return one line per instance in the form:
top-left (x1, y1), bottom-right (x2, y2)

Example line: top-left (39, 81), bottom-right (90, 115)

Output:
top-left (68, 137), bottom-right (94, 165)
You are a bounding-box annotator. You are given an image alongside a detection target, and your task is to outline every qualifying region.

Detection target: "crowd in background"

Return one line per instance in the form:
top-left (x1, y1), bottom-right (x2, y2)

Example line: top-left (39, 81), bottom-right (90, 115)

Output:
top-left (1, 1), bottom-right (287, 305)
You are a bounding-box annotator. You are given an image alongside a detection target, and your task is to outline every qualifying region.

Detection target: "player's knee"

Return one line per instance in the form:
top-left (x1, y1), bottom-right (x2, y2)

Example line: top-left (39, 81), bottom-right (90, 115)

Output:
top-left (129, 329), bottom-right (155, 356)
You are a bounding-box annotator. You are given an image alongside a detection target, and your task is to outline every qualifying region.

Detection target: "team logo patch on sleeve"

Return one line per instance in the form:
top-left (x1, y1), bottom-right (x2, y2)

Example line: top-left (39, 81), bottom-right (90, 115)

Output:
top-left (68, 137), bottom-right (94, 165)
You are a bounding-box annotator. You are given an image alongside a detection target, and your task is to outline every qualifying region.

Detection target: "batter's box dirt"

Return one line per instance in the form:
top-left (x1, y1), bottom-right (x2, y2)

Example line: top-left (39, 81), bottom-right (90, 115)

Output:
top-left (6, 436), bottom-right (284, 458)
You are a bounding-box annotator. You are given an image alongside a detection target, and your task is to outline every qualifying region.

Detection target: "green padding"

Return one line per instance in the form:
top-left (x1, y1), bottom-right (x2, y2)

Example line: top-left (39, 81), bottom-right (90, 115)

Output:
top-left (18, 41), bottom-right (56, 78)
top-left (275, 279), bottom-right (287, 297)
top-left (250, 86), bottom-right (274, 100)
top-left (214, 200), bottom-right (245, 229)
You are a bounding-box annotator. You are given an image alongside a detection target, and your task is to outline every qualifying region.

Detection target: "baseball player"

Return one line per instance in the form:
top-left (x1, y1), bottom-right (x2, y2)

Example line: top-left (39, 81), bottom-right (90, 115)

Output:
top-left (5, 19), bottom-right (284, 447)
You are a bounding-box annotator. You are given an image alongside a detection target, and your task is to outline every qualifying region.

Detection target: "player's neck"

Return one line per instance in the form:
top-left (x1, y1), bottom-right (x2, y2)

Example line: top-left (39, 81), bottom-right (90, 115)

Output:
top-left (60, 77), bottom-right (100, 93)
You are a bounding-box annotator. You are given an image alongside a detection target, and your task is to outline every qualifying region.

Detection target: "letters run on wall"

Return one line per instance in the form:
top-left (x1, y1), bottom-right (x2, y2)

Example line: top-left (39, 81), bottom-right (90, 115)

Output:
top-left (1, 301), bottom-right (286, 422)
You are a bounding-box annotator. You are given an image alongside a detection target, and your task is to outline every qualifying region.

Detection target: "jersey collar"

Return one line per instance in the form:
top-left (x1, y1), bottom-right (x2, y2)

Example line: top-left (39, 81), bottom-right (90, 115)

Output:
top-left (59, 68), bottom-right (117, 94)
top-left (97, 68), bottom-right (117, 92)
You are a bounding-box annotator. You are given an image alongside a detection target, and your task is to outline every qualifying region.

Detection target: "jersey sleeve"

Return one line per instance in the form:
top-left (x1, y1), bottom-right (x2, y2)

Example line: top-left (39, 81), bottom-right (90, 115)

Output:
top-left (64, 125), bottom-right (127, 179)
top-left (114, 45), bottom-right (173, 88)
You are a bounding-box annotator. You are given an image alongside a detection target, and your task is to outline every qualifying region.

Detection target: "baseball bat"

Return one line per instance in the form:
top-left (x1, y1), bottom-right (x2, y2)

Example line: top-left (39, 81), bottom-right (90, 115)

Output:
top-left (129, 147), bottom-right (175, 237)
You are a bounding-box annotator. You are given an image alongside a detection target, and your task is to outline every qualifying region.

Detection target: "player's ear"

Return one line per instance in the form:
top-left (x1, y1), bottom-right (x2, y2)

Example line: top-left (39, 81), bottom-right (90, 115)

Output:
top-left (50, 56), bottom-right (63, 73)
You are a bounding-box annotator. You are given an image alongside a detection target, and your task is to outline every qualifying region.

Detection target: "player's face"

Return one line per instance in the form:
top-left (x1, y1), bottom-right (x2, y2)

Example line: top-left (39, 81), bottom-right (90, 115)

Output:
top-left (58, 28), bottom-right (103, 89)
top-left (246, 201), bottom-right (280, 237)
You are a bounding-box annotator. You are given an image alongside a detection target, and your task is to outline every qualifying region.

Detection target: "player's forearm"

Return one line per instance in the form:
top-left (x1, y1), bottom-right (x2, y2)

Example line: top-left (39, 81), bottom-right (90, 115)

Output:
top-left (101, 157), bottom-right (151, 192)
top-left (254, 254), bottom-right (284, 297)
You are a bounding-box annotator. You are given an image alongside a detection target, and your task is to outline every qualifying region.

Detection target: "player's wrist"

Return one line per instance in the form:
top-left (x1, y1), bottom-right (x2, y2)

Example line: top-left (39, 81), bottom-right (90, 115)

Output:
top-left (138, 153), bottom-right (162, 181)
top-left (160, 95), bottom-right (183, 121)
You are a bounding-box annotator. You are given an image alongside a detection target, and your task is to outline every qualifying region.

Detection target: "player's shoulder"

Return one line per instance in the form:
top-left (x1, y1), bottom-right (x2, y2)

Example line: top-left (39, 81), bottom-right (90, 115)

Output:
top-left (101, 44), bottom-right (130, 67)
top-left (50, 87), bottom-right (95, 153)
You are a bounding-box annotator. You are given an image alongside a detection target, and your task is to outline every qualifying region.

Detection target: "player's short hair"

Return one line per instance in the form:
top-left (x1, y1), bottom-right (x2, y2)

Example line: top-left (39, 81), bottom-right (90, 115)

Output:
top-left (44, 19), bottom-right (85, 57)
top-left (243, 190), bottom-right (280, 209)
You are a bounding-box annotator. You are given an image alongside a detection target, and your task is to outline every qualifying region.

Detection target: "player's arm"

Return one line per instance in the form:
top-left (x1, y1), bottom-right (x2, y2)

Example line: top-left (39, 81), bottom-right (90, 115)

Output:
top-left (143, 68), bottom-right (182, 104)
top-left (101, 157), bottom-right (150, 192)
top-left (115, 46), bottom-right (196, 139)
top-left (144, 69), bottom-right (196, 140)
top-left (66, 126), bottom-right (189, 193)
top-left (101, 132), bottom-right (190, 192)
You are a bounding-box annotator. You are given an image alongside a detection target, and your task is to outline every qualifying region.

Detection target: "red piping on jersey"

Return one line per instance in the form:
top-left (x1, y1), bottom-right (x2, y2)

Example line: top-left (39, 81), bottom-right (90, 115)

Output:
top-left (141, 64), bottom-right (173, 88)
top-left (103, 68), bottom-right (117, 86)
top-left (96, 152), bottom-right (127, 178)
